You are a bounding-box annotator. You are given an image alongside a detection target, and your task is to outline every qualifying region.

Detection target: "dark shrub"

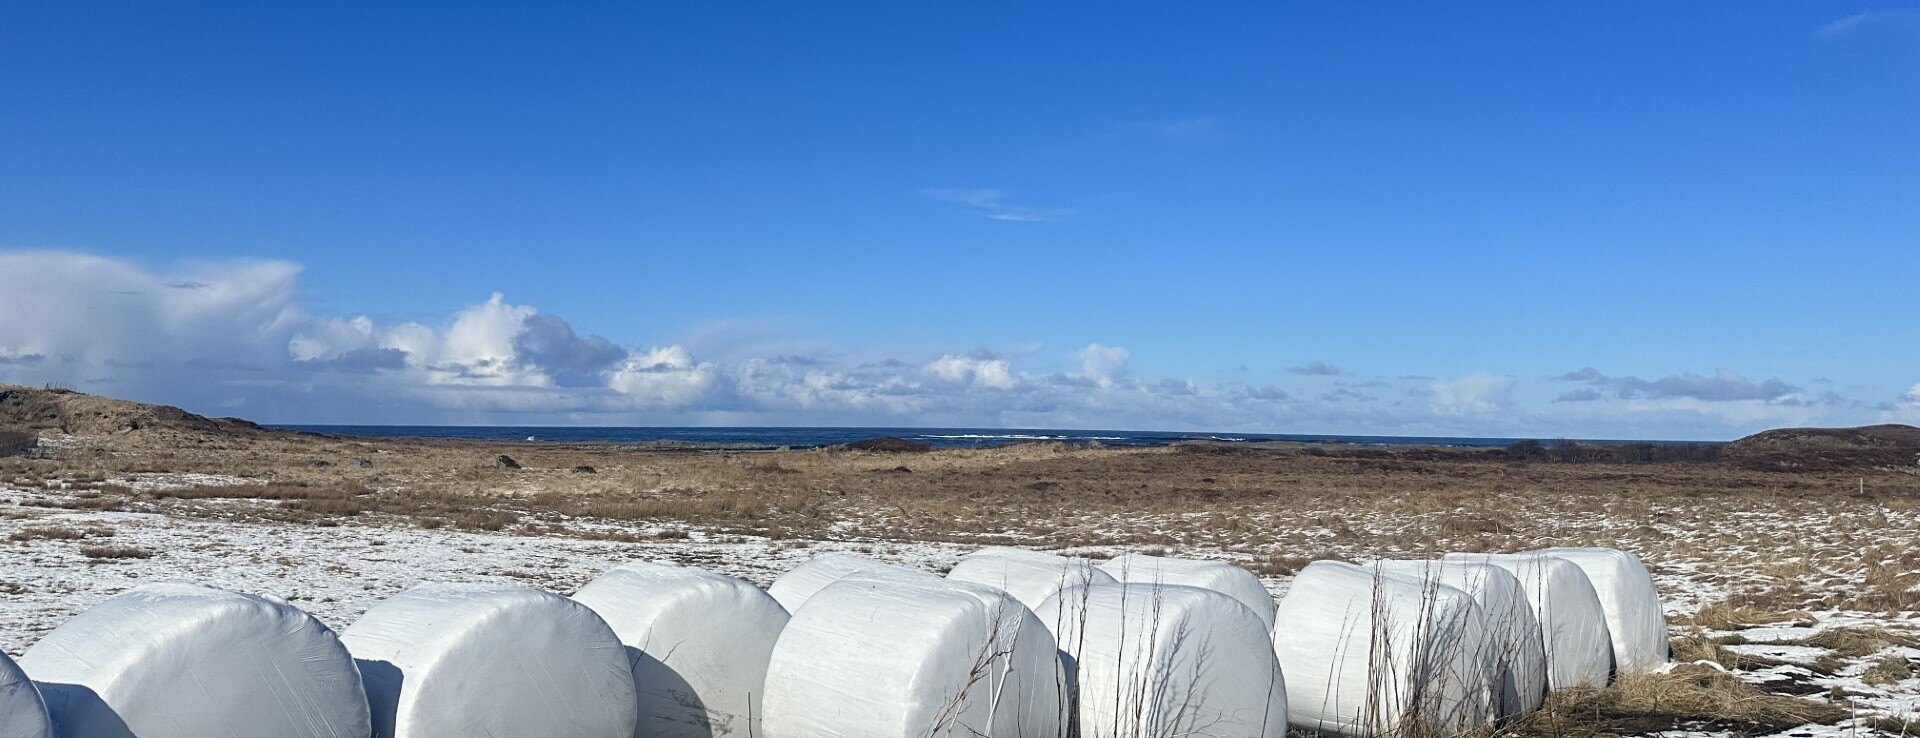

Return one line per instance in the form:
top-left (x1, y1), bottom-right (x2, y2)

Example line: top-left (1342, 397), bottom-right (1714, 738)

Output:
top-left (843, 436), bottom-right (932, 453)
top-left (0, 430), bottom-right (34, 457)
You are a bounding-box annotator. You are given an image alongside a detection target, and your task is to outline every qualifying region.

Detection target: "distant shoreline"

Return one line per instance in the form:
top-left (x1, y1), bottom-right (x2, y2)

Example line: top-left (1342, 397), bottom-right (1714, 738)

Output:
top-left (271, 424), bottom-right (1714, 451)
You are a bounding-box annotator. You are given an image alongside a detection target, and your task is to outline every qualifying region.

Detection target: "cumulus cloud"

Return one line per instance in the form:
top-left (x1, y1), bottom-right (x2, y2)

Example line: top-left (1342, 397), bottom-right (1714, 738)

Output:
top-left (606, 346), bottom-right (721, 406)
top-left (1429, 373), bottom-right (1515, 414)
top-left (1078, 343), bottom-right (1130, 387)
top-left (1555, 367), bottom-right (1802, 403)
top-left (513, 314), bottom-right (627, 376)
top-left (1, 250), bottom-right (1901, 438)
top-left (0, 251), bottom-right (304, 398)
top-left (926, 351), bottom-right (1017, 389)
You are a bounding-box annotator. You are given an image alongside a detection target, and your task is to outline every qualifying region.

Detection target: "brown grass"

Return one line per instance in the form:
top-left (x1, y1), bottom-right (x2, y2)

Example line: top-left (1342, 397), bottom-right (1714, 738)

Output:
top-left (1794, 626), bottom-right (1919, 659)
top-left (1682, 601), bottom-right (1815, 631)
top-left (79, 544), bottom-right (152, 559)
top-left (13, 416), bottom-right (1920, 735)
top-left (11, 418), bottom-right (1920, 617)
top-left (9, 525), bottom-right (88, 541)
top-left (1864, 656), bottom-right (1914, 687)
top-left (1509, 666), bottom-right (1848, 737)
top-left (151, 481), bottom-right (370, 501)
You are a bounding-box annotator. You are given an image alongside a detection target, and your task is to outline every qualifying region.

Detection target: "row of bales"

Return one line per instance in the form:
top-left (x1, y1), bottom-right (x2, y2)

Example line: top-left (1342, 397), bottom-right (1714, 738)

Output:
top-left (0, 546), bottom-right (1667, 737)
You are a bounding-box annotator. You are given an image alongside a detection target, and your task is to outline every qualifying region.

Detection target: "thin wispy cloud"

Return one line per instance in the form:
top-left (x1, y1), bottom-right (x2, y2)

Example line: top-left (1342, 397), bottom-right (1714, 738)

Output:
top-left (1062, 115), bottom-right (1226, 152)
top-left (919, 188), bottom-right (1069, 222)
top-left (1819, 9), bottom-right (1920, 38)
top-left (1287, 360), bottom-right (1343, 376)
top-left (1153, 115), bottom-right (1222, 139)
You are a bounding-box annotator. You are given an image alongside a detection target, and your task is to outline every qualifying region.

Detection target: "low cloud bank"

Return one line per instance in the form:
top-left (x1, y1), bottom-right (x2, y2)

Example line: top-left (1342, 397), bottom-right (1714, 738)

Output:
top-left (0, 251), bottom-right (1906, 438)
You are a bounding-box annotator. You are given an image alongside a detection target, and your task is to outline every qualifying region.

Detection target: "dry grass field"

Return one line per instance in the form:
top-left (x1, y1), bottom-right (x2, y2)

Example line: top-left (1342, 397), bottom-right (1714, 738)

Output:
top-left (4, 385), bottom-right (1920, 736)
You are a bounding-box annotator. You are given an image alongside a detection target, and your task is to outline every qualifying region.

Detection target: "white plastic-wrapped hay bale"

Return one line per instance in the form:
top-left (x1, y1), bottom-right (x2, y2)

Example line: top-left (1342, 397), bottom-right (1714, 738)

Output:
top-left (341, 582), bottom-right (637, 738)
top-left (1272, 562), bottom-right (1496, 737)
top-left (1443, 552), bottom-right (1612, 689)
top-left (1, 651), bottom-right (52, 738)
top-left (945, 547), bottom-right (1116, 610)
top-left (1367, 559), bottom-right (1548, 719)
top-left (1098, 552), bottom-right (1277, 629)
top-left (574, 561), bottom-right (790, 738)
top-left (1534, 547), bottom-right (1669, 673)
top-left (766, 553), bottom-right (938, 613)
top-left (19, 583), bottom-right (367, 738)
top-left (1036, 582), bottom-right (1286, 738)
top-left (761, 575), bottom-right (1064, 737)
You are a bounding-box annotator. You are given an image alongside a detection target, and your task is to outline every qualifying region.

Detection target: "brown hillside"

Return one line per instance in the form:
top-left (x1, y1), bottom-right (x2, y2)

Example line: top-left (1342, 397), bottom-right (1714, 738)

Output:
top-left (0, 385), bottom-right (269, 437)
top-left (1722, 424), bottom-right (1920, 472)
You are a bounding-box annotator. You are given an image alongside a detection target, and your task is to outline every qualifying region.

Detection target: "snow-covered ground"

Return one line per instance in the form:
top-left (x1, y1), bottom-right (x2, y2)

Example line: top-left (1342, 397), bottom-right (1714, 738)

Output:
top-left (4, 473), bottom-right (1917, 736)
top-left (0, 495), bottom-right (974, 653)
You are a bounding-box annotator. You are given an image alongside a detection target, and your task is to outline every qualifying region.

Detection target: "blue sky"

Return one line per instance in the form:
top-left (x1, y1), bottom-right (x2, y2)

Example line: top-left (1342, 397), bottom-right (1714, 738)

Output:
top-left (2, 3), bottom-right (1917, 438)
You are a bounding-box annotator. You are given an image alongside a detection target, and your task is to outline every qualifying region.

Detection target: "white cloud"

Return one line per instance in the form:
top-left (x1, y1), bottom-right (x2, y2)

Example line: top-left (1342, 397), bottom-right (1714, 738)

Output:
top-left (1078, 343), bottom-right (1130, 387)
top-left (606, 346), bottom-right (720, 406)
top-left (1820, 9), bottom-right (1920, 38)
top-left (919, 188), bottom-right (1068, 222)
top-left (925, 352), bottom-right (1017, 389)
top-left (0, 251), bottom-right (1902, 438)
top-left (1428, 373), bottom-right (1515, 414)
top-left (0, 251), bottom-right (304, 394)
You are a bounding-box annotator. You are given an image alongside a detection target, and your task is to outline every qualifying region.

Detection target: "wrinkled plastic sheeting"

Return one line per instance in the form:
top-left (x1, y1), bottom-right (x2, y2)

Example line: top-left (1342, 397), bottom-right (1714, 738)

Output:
top-left (1443, 553), bottom-right (1612, 689)
top-left (341, 582), bottom-right (637, 738)
top-left (945, 546), bottom-right (1116, 611)
top-left (19, 582), bottom-right (367, 738)
top-left (765, 553), bottom-right (938, 613)
top-left (1, 651), bottom-right (52, 738)
top-left (1036, 582), bottom-right (1287, 738)
top-left (1367, 559), bottom-right (1548, 719)
top-left (1533, 547), bottom-right (1670, 673)
top-left (761, 576), bottom-right (1065, 737)
top-left (1098, 552), bottom-right (1277, 630)
top-left (574, 561), bottom-right (790, 738)
top-left (1273, 563), bottom-right (1496, 738)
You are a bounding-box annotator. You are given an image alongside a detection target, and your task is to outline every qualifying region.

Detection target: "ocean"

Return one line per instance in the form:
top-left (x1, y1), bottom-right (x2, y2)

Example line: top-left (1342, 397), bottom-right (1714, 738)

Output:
top-left (272, 426), bottom-right (1651, 450)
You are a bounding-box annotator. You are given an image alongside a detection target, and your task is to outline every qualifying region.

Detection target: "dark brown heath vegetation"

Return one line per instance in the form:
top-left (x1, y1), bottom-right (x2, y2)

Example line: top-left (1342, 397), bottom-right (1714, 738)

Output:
top-left (0, 429), bottom-right (32, 457)
top-left (0, 384), bottom-right (273, 436)
top-left (1720, 423), bottom-right (1920, 472)
top-left (842, 436), bottom-right (934, 453)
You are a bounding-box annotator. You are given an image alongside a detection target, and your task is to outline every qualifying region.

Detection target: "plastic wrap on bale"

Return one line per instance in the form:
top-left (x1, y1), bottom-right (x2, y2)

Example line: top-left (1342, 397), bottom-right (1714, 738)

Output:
top-left (574, 561), bottom-right (790, 738)
top-left (765, 553), bottom-right (939, 613)
top-left (1272, 562), bottom-right (1497, 738)
top-left (945, 546), bottom-right (1116, 610)
top-left (1533, 547), bottom-right (1670, 673)
top-left (1036, 582), bottom-right (1288, 738)
top-left (1098, 552), bottom-right (1278, 629)
top-left (761, 575), bottom-right (1065, 737)
top-left (0, 651), bottom-right (53, 738)
top-left (19, 583), bottom-right (368, 738)
top-left (340, 582), bottom-right (637, 738)
top-left (1443, 552), bottom-right (1612, 689)
top-left (1367, 559), bottom-right (1548, 719)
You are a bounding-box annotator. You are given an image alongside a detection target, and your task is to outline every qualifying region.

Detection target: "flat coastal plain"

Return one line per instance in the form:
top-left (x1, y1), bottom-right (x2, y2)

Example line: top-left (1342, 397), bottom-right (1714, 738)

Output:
top-left (4, 386), bottom-right (1920, 737)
